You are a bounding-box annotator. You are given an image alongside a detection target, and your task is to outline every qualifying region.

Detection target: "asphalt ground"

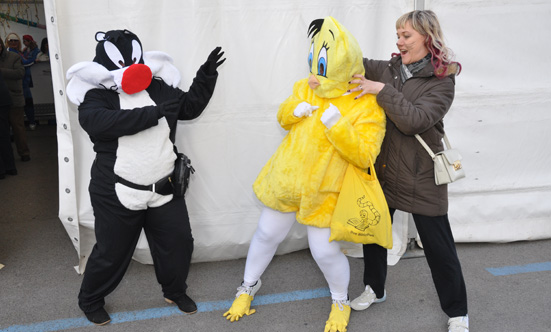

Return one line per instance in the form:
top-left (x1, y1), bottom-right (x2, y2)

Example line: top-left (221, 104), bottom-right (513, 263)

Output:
top-left (1, 124), bottom-right (550, 332)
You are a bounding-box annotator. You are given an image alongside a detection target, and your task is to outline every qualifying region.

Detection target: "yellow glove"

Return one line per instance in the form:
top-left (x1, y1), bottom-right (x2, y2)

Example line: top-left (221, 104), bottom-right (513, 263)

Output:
top-left (324, 300), bottom-right (351, 332)
top-left (223, 294), bottom-right (256, 322)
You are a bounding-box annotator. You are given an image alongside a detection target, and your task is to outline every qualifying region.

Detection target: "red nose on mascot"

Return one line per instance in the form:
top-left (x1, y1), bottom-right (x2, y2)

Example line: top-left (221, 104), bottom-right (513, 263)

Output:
top-left (121, 63), bottom-right (152, 94)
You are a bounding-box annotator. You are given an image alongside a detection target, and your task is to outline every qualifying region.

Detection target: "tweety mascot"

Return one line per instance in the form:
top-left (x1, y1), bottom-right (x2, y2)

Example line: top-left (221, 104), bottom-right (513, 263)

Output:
top-left (223, 17), bottom-right (386, 332)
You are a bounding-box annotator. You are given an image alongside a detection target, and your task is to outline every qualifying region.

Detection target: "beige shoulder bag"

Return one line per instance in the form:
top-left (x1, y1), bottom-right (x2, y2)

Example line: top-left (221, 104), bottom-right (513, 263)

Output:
top-left (415, 134), bottom-right (466, 185)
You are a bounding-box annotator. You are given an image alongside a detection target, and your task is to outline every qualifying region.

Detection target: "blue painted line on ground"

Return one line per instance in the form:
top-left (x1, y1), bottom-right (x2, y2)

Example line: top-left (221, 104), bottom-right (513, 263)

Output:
top-left (486, 261), bottom-right (551, 276)
top-left (0, 287), bottom-right (330, 332)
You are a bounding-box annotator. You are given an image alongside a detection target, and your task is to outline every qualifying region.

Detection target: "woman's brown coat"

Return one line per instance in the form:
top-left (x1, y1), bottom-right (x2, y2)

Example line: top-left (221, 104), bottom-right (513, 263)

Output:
top-left (364, 55), bottom-right (456, 216)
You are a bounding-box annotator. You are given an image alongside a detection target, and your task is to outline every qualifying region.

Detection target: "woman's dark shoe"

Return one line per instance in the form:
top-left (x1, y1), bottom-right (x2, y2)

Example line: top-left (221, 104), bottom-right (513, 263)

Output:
top-left (84, 307), bottom-right (111, 326)
top-left (165, 294), bottom-right (197, 314)
top-left (21, 156), bottom-right (30, 162)
top-left (0, 173), bottom-right (5, 179)
top-left (6, 169), bottom-right (17, 176)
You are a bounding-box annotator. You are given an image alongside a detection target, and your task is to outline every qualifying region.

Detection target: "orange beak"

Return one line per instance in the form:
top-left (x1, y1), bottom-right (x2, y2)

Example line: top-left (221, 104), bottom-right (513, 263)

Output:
top-left (308, 74), bottom-right (320, 90)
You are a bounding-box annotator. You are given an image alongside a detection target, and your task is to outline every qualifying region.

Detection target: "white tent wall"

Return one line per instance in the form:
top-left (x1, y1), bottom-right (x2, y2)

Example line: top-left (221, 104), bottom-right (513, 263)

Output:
top-left (426, 0), bottom-right (551, 242)
top-left (44, 0), bottom-right (412, 272)
top-left (43, 0), bottom-right (551, 272)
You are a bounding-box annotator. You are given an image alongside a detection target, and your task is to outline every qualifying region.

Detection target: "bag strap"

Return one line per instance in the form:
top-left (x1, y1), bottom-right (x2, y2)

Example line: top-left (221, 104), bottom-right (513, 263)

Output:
top-left (414, 133), bottom-right (452, 159)
top-left (442, 134), bottom-right (452, 150)
top-left (355, 157), bottom-right (378, 181)
top-left (414, 134), bottom-right (436, 159)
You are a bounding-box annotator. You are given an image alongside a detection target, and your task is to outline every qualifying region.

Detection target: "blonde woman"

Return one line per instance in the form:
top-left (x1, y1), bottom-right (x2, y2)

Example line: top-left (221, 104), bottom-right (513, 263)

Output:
top-left (350, 10), bottom-right (469, 332)
top-left (5, 33), bottom-right (22, 54)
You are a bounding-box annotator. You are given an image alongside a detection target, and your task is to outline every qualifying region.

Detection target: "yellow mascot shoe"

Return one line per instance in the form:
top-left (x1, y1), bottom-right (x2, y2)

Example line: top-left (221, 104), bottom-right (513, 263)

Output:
top-left (223, 293), bottom-right (256, 322)
top-left (223, 280), bottom-right (261, 322)
top-left (324, 299), bottom-right (351, 332)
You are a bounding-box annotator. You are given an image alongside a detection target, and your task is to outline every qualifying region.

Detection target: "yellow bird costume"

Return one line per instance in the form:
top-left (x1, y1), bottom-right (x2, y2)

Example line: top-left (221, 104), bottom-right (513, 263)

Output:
top-left (225, 17), bottom-right (386, 332)
top-left (253, 17), bottom-right (386, 228)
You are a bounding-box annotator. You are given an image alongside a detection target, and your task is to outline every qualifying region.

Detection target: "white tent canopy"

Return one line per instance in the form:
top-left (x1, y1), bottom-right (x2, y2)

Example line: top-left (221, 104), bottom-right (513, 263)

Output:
top-left (42, 0), bottom-right (551, 273)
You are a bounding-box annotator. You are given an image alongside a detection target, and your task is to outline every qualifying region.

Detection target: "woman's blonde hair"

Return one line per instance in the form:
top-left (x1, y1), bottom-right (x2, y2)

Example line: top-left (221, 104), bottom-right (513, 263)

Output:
top-left (4, 32), bottom-right (22, 52)
top-left (396, 10), bottom-right (461, 78)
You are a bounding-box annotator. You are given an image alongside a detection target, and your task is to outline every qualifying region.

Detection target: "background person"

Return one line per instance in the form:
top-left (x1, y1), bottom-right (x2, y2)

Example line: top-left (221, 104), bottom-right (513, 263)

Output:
top-left (0, 70), bottom-right (17, 179)
top-left (21, 34), bottom-right (39, 130)
top-left (348, 10), bottom-right (468, 332)
top-left (36, 37), bottom-right (49, 62)
top-left (0, 37), bottom-right (30, 162)
top-left (5, 33), bottom-right (22, 54)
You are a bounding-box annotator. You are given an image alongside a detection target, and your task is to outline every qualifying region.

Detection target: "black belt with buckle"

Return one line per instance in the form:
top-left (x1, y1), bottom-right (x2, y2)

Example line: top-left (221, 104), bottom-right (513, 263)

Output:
top-left (115, 174), bottom-right (173, 196)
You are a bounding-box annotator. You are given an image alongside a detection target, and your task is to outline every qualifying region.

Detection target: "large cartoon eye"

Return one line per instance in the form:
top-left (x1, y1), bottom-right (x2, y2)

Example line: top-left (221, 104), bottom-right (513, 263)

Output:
top-left (131, 40), bottom-right (142, 64)
top-left (317, 46), bottom-right (328, 77)
top-left (308, 42), bottom-right (314, 72)
top-left (104, 41), bottom-right (125, 69)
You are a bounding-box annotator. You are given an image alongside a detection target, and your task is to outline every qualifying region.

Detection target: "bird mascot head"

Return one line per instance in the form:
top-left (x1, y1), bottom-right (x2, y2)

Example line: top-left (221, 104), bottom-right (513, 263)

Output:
top-left (306, 17), bottom-right (365, 98)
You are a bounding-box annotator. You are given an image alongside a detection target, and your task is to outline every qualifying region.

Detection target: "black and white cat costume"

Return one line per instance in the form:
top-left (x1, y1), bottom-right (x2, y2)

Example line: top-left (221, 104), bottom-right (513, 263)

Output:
top-left (66, 29), bottom-right (224, 317)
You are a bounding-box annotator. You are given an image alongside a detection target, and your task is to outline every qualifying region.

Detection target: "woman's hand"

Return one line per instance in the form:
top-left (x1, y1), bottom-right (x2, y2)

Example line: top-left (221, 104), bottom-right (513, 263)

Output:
top-left (348, 74), bottom-right (385, 99)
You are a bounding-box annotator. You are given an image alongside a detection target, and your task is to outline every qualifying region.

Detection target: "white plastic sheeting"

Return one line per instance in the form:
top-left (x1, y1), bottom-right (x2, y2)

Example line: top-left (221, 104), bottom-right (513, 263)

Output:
top-left (428, 0), bottom-right (551, 242)
top-left (43, 0), bottom-right (551, 272)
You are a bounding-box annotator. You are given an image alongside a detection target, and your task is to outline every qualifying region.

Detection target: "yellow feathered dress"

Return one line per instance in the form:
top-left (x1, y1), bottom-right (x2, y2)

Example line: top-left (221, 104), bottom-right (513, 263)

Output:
top-left (253, 17), bottom-right (386, 229)
top-left (253, 80), bottom-right (385, 228)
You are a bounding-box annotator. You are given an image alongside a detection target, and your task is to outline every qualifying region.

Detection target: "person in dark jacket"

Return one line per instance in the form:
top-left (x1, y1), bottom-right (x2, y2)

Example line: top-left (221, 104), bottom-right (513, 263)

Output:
top-left (66, 29), bottom-right (225, 326)
top-left (0, 37), bottom-right (30, 162)
top-left (0, 70), bottom-right (17, 179)
top-left (348, 10), bottom-right (469, 332)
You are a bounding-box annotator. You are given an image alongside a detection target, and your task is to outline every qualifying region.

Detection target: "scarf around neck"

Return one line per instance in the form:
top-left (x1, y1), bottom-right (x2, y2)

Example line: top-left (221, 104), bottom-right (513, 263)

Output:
top-left (400, 53), bottom-right (431, 83)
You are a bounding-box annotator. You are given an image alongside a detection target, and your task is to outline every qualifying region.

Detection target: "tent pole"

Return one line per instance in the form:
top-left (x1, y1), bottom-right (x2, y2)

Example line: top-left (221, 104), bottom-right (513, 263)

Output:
top-left (404, 0), bottom-right (426, 260)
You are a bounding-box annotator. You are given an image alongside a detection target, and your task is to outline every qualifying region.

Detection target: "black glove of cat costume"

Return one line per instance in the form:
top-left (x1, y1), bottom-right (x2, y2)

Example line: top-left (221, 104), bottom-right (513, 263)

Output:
top-left (157, 98), bottom-right (180, 119)
top-left (203, 46), bottom-right (226, 75)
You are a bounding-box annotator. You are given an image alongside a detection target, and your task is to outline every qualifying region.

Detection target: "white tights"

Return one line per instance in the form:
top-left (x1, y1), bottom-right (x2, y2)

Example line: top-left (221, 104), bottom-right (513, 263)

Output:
top-left (243, 206), bottom-right (349, 301)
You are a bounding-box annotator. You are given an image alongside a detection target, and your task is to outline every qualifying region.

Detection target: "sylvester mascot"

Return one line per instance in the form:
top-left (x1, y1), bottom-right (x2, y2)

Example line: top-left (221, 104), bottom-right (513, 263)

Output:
top-left (223, 17), bottom-right (386, 332)
top-left (66, 29), bottom-right (225, 325)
